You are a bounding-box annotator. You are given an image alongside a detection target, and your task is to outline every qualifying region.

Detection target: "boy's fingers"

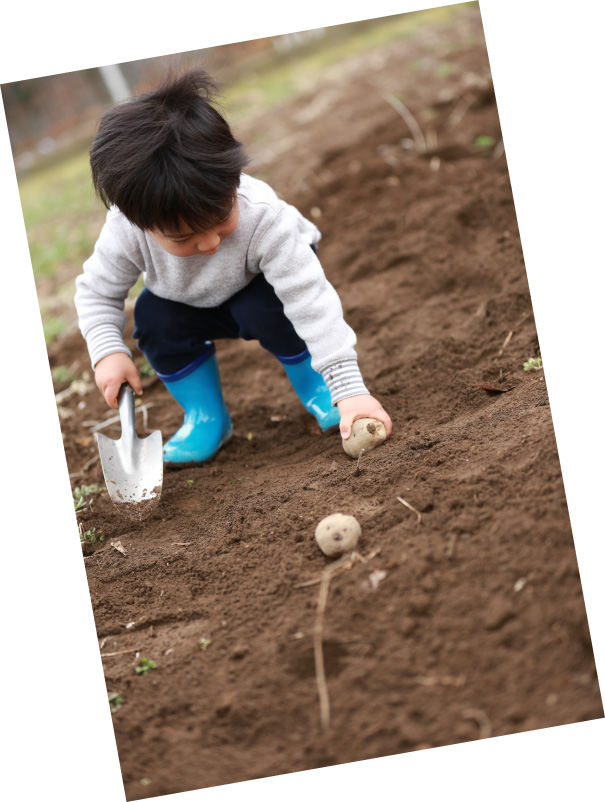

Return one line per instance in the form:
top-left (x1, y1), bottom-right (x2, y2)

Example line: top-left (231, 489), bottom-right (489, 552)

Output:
top-left (379, 411), bottom-right (393, 437)
top-left (340, 410), bottom-right (392, 440)
top-left (104, 386), bottom-right (118, 409)
top-left (126, 370), bottom-right (143, 395)
top-left (104, 378), bottom-right (124, 409)
top-left (339, 413), bottom-right (355, 439)
top-left (367, 405), bottom-right (392, 437)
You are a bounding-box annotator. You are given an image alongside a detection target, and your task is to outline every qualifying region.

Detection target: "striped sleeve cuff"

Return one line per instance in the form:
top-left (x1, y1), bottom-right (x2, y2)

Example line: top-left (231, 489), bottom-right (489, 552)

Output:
top-left (86, 323), bottom-right (132, 369)
top-left (321, 359), bottom-right (369, 405)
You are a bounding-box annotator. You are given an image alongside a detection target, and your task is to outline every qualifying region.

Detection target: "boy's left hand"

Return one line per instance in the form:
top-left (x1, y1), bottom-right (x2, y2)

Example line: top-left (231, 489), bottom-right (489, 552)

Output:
top-left (337, 394), bottom-right (392, 440)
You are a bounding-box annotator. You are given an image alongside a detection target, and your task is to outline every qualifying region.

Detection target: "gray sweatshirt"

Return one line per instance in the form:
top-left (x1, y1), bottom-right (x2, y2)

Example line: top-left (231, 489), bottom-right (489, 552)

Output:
top-left (74, 173), bottom-right (368, 404)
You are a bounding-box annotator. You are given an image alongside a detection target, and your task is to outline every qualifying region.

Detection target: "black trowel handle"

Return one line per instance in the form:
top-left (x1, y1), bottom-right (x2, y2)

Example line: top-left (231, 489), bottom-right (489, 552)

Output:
top-left (117, 382), bottom-right (138, 448)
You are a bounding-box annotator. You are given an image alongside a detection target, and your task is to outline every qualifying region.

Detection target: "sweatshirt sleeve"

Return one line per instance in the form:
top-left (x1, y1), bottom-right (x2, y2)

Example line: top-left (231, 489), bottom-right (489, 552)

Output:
top-left (250, 206), bottom-right (369, 404)
top-left (74, 209), bottom-right (143, 368)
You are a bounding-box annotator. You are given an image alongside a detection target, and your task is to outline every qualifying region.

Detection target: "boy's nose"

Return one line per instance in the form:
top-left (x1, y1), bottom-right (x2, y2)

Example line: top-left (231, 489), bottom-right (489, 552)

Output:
top-left (198, 232), bottom-right (220, 252)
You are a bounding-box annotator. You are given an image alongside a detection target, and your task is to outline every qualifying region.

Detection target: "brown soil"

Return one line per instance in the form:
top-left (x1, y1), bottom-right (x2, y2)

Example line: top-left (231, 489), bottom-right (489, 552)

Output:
top-left (47, 7), bottom-right (602, 800)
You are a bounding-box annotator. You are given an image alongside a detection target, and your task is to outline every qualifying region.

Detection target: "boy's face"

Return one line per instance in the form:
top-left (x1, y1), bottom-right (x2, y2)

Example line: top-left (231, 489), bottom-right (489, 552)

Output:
top-left (150, 201), bottom-right (240, 257)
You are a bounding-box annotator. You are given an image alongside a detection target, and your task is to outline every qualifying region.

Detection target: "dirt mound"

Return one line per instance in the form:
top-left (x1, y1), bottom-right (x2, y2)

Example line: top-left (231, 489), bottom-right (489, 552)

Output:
top-left (49, 9), bottom-right (602, 799)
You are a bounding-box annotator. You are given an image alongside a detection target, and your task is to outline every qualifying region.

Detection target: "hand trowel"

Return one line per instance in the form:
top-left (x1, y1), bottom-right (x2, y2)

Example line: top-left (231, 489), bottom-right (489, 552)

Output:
top-left (97, 383), bottom-right (163, 519)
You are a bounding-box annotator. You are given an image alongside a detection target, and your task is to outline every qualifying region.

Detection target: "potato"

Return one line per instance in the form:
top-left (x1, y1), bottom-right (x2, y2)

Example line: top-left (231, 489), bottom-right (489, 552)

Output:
top-left (315, 513), bottom-right (361, 557)
top-left (342, 417), bottom-right (387, 459)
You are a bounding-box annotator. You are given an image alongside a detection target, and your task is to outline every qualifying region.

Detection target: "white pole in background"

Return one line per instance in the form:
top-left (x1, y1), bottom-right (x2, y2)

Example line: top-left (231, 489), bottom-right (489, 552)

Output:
top-left (98, 63), bottom-right (131, 103)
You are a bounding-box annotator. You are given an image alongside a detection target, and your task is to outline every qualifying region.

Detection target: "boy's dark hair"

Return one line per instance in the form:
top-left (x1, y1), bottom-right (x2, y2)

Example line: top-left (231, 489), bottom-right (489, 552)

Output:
top-left (90, 65), bottom-right (250, 233)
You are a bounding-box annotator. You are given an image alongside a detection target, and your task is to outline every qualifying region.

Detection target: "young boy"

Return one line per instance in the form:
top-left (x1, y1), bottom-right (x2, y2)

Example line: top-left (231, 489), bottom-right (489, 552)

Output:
top-left (75, 66), bottom-right (392, 466)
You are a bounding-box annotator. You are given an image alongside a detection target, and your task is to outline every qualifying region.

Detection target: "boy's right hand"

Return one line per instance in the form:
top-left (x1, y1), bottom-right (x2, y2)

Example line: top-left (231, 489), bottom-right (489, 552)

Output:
top-left (94, 352), bottom-right (143, 409)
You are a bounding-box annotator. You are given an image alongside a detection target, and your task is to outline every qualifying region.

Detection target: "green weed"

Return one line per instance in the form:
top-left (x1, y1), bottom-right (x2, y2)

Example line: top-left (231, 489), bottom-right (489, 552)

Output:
top-left (436, 62), bottom-right (455, 78)
top-left (135, 657), bottom-right (157, 675)
top-left (108, 692), bottom-right (124, 712)
top-left (79, 525), bottom-right (103, 545)
top-left (137, 358), bottom-right (156, 378)
top-left (43, 316), bottom-right (67, 345)
top-left (51, 364), bottom-right (77, 386)
top-left (475, 135), bottom-right (495, 149)
top-left (523, 357), bottom-right (543, 372)
top-left (73, 484), bottom-right (104, 511)
top-left (19, 149), bottom-right (104, 282)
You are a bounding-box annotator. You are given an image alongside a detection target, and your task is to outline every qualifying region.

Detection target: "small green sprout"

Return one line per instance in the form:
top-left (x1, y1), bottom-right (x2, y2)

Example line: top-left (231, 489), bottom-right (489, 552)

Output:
top-left (108, 692), bottom-right (124, 712)
top-left (523, 357), bottom-right (543, 372)
top-left (475, 135), bottom-right (495, 149)
top-left (73, 484), bottom-right (104, 511)
top-left (135, 656), bottom-right (157, 675)
top-left (51, 365), bottom-right (77, 386)
top-left (199, 637), bottom-right (212, 651)
top-left (74, 484), bottom-right (104, 497)
top-left (43, 315), bottom-right (67, 345)
top-left (187, 479), bottom-right (194, 486)
top-left (79, 525), bottom-right (103, 545)
top-left (137, 359), bottom-right (156, 378)
top-left (436, 62), bottom-right (454, 78)
top-left (140, 778), bottom-right (152, 787)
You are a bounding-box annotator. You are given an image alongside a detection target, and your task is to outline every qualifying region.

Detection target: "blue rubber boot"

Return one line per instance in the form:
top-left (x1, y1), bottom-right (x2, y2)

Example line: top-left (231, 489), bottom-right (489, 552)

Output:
top-left (158, 345), bottom-right (233, 466)
top-left (278, 351), bottom-right (341, 432)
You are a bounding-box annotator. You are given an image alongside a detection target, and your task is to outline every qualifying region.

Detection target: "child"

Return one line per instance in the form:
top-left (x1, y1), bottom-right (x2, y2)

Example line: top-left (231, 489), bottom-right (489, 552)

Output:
top-left (75, 66), bottom-right (392, 466)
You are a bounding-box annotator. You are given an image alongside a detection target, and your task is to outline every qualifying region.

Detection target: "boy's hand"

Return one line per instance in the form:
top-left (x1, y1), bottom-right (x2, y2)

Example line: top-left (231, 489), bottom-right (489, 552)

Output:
top-left (337, 394), bottom-right (392, 440)
top-left (94, 352), bottom-right (143, 409)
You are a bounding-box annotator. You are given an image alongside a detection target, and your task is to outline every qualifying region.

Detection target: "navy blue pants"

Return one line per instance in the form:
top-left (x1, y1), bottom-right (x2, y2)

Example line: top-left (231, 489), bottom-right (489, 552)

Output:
top-left (133, 272), bottom-right (308, 376)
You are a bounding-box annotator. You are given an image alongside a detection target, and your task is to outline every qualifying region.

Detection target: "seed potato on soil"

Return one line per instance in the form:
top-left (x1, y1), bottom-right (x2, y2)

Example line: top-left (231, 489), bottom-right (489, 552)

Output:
top-left (315, 513), bottom-right (362, 557)
top-left (342, 417), bottom-right (388, 459)
top-left (43, 7), bottom-right (602, 800)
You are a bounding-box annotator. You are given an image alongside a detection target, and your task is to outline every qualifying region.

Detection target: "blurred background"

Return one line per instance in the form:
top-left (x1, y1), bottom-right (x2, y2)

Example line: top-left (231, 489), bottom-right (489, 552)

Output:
top-left (1, 3), bottom-right (475, 349)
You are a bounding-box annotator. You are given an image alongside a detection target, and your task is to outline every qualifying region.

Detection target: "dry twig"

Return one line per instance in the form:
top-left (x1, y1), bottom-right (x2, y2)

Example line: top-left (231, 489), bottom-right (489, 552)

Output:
top-left (462, 708), bottom-right (493, 739)
top-left (295, 548), bottom-right (380, 589)
top-left (313, 552), bottom-right (364, 729)
top-left (383, 94), bottom-right (427, 152)
top-left (446, 93), bottom-right (474, 128)
top-left (446, 532), bottom-right (459, 560)
top-left (492, 139), bottom-right (505, 159)
top-left (100, 647), bottom-right (142, 658)
top-left (415, 674), bottom-right (466, 687)
top-left (86, 403), bottom-right (155, 433)
top-left (69, 451), bottom-right (100, 479)
top-left (497, 329), bottom-right (514, 357)
top-left (397, 496), bottom-right (422, 525)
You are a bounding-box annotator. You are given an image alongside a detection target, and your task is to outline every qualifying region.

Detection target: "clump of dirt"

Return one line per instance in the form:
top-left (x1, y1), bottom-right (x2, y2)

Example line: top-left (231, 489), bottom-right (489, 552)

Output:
top-left (48, 7), bottom-right (602, 800)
